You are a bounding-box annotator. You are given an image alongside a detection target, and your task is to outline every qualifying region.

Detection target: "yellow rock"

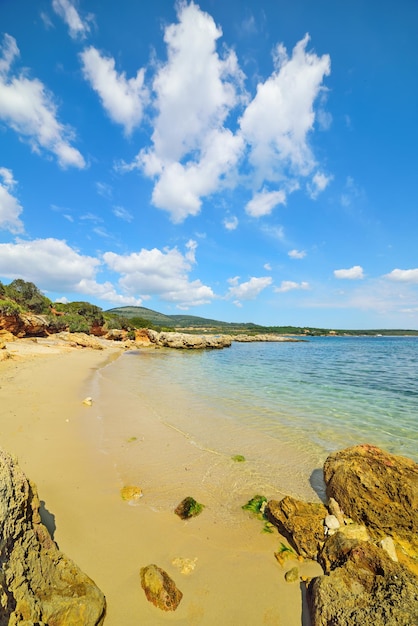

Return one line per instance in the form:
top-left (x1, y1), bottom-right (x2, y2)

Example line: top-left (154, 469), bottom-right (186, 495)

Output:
top-left (120, 486), bottom-right (143, 503)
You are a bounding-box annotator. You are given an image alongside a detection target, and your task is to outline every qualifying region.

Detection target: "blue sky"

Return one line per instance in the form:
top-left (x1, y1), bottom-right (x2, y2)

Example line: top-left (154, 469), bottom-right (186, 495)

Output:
top-left (1, 0), bottom-right (417, 328)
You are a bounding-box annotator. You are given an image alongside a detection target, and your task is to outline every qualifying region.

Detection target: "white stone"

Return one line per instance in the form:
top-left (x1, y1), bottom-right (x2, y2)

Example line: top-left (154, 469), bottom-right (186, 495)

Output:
top-left (324, 514), bottom-right (340, 530)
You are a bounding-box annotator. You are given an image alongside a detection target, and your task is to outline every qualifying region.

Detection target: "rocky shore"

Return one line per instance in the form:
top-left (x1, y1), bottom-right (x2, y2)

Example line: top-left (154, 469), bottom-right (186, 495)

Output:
top-left (0, 432), bottom-right (416, 624)
top-left (0, 327), bottom-right (416, 624)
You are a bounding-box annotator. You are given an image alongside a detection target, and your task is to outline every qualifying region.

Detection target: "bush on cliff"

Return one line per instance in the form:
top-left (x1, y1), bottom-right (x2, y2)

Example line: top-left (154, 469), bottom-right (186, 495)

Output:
top-left (0, 299), bottom-right (23, 316)
top-left (3, 279), bottom-right (52, 314)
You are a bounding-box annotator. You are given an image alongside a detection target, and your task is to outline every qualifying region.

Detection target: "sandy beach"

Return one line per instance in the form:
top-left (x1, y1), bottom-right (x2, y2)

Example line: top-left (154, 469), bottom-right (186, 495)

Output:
top-left (0, 338), bottom-right (322, 625)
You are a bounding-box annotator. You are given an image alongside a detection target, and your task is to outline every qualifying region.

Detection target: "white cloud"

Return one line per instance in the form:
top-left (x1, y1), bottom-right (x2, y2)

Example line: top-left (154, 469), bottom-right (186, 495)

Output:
top-left (103, 240), bottom-right (214, 307)
top-left (264, 263), bottom-right (272, 271)
top-left (334, 265), bottom-right (364, 280)
top-left (128, 2), bottom-right (246, 221)
top-left (147, 128), bottom-right (244, 222)
top-left (288, 249), bottom-right (306, 259)
top-left (239, 34), bottom-right (330, 186)
top-left (0, 238), bottom-right (99, 289)
top-left (227, 275), bottom-right (272, 301)
top-left (245, 188), bottom-right (286, 217)
top-left (384, 268), bottom-right (418, 283)
top-left (0, 237), bottom-right (143, 305)
top-left (0, 34), bottom-right (85, 168)
top-left (75, 278), bottom-right (143, 306)
top-left (223, 215), bottom-right (239, 230)
top-left (52, 0), bottom-right (90, 40)
top-left (80, 47), bottom-right (147, 135)
top-left (274, 280), bottom-right (309, 293)
top-left (0, 167), bottom-right (24, 234)
top-left (308, 171), bottom-right (332, 199)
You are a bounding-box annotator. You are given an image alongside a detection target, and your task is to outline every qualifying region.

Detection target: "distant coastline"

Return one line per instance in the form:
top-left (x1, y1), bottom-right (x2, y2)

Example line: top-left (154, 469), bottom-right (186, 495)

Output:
top-left (107, 304), bottom-right (418, 337)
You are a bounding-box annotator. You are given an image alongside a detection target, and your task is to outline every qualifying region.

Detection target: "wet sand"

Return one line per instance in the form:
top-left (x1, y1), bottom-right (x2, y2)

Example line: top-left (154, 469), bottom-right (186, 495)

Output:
top-left (0, 338), bottom-right (322, 625)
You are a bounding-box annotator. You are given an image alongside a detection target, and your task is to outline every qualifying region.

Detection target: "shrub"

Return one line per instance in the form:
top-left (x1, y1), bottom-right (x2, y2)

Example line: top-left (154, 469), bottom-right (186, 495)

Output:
top-left (65, 314), bottom-right (90, 333)
top-left (4, 279), bottom-right (51, 313)
top-left (0, 299), bottom-right (23, 315)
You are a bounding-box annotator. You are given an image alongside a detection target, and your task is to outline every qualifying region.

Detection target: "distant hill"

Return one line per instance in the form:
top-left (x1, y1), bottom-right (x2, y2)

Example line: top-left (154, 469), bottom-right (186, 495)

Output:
top-left (105, 306), bottom-right (257, 331)
top-left (105, 306), bottom-right (418, 336)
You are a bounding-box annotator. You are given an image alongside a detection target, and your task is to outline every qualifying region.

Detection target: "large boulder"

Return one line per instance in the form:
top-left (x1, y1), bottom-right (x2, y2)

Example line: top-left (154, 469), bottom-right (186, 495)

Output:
top-left (324, 444), bottom-right (418, 569)
top-left (0, 448), bottom-right (106, 625)
top-left (266, 496), bottom-right (328, 560)
top-left (308, 541), bottom-right (418, 626)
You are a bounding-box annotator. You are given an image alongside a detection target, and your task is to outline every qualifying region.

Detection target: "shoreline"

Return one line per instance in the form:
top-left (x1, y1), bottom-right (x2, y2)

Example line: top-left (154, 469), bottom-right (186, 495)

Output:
top-left (0, 338), bottom-right (322, 624)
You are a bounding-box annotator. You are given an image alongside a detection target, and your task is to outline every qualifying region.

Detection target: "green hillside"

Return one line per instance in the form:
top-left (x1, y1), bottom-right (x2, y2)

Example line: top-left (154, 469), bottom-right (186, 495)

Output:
top-left (106, 306), bottom-right (418, 336)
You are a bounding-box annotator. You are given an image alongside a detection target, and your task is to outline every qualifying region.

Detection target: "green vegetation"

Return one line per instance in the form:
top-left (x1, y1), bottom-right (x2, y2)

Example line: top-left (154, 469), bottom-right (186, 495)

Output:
top-left (0, 299), bottom-right (23, 316)
top-left (106, 305), bottom-right (418, 336)
top-left (231, 454), bottom-right (246, 462)
top-left (242, 495), bottom-right (275, 533)
top-left (1, 279), bottom-right (418, 336)
top-left (0, 279), bottom-right (51, 314)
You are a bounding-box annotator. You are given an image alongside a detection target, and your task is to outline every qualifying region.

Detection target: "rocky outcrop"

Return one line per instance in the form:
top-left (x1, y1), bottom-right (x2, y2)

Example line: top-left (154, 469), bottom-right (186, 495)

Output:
top-left (145, 329), bottom-right (232, 349)
top-left (308, 542), bottom-right (418, 626)
top-left (266, 496), bottom-right (328, 560)
top-left (0, 313), bottom-right (50, 337)
top-left (265, 446), bottom-right (418, 625)
top-left (324, 444), bottom-right (418, 543)
top-left (232, 334), bottom-right (303, 342)
top-left (0, 448), bottom-right (106, 625)
top-left (56, 332), bottom-right (104, 350)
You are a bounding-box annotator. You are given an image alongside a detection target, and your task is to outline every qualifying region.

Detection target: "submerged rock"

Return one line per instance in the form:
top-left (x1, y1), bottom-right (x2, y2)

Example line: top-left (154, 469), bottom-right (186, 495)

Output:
top-left (174, 496), bottom-right (204, 519)
top-left (140, 564), bottom-right (183, 611)
top-left (0, 448), bottom-right (106, 625)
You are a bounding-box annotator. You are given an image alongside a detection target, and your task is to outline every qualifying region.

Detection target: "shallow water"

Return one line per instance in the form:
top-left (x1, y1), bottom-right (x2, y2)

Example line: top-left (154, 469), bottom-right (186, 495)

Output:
top-left (90, 335), bottom-right (417, 510)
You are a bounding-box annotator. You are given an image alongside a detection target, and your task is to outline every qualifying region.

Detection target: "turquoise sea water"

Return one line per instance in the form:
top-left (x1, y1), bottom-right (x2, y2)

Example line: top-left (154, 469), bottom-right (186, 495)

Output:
top-left (124, 335), bottom-right (417, 461)
top-left (92, 335), bottom-right (417, 503)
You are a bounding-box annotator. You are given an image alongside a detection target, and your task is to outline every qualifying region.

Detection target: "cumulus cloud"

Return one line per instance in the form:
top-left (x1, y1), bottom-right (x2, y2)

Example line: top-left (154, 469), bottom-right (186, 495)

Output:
top-left (226, 275), bottom-right (272, 302)
top-left (384, 268), bottom-right (418, 283)
top-left (0, 34), bottom-right (85, 168)
top-left (288, 249), bottom-right (306, 259)
top-left (334, 265), bottom-right (364, 280)
top-left (126, 2), bottom-right (246, 221)
top-left (115, 8), bottom-right (331, 222)
top-left (0, 167), bottom-right (24, 234)
top-left (239, 34), bottom-right (331, 187)
top-left (274, 280), bottom-right (309, 293)
top-left (0, 238), bottom-right (99, 289)
top-left (52, 0), bottom-right (90, 39)
top-left (103, 240), bottom-right (214, 307)
top-left (80, 46), bottom-right (147, 135)
top-left (0, 237), bottom-right (143, 305)
top-left (245, 188), bottom-right (286, 217)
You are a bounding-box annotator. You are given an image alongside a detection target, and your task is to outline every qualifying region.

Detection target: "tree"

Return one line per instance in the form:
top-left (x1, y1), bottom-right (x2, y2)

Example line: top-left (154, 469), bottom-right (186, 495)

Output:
top-left (5, 279), bottom-right (51, 314)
